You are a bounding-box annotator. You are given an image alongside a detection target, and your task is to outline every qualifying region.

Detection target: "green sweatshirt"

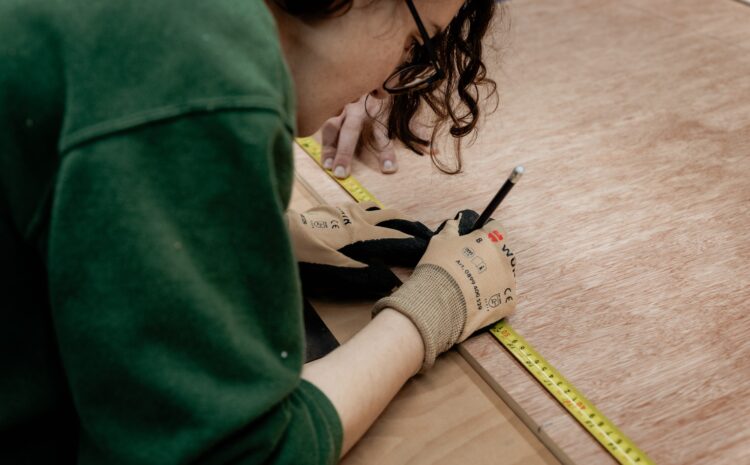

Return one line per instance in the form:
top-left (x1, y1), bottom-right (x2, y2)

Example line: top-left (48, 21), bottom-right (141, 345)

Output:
top-left (0, 1), bottom-right (342, 463)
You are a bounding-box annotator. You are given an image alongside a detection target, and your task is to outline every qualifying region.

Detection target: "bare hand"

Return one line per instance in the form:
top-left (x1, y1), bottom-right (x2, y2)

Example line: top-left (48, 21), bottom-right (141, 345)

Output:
top-left (320, 95), bottom-right (396, 178)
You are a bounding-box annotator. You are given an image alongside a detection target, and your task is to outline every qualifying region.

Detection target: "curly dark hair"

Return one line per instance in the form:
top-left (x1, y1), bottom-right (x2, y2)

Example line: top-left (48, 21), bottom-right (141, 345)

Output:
top-left (275, 0), bottom-right (501, 173)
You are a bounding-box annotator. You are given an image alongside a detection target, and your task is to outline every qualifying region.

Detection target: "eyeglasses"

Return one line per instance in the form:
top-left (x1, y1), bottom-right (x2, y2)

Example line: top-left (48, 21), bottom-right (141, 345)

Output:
top-left (383, 0), bottom-right (446, 95)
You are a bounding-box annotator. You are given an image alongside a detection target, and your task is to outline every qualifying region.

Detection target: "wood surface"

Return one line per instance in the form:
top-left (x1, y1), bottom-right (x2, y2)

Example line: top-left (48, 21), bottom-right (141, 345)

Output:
top-left (294, 1), bottom-right (750, 464)
top-left (290, 177), bottom-right (560, 465)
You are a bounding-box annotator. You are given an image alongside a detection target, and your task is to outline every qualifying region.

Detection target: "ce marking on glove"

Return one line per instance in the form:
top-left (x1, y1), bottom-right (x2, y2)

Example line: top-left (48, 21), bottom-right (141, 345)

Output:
top-left (486, 288), bottom-right (514, 308)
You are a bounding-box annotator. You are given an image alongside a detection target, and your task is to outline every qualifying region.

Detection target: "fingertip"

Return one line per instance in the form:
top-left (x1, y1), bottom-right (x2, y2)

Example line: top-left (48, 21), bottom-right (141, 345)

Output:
top-left (321, 144), bottom-right (337, 170)
top-left (382, 159), bottom-right (398, 173)
top-left (334, 165), bottom-right (349, 179)
top-left (373, 126), bottom-right (398, 174)
top-left (332, 147), bottom-right (354, 178)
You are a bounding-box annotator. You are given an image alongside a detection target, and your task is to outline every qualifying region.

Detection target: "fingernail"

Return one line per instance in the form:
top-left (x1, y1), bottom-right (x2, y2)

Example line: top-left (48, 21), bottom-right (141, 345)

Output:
top-left (383, 160), bottom-right (395, 172)
top-left (334, 166), bottom-right (347, 178)
top-left (323, 158), bottom-right (333, 169)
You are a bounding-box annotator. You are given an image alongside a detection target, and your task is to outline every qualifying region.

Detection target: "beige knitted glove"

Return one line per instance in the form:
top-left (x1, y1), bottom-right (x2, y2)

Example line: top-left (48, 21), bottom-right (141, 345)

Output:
top-left (287, 201), bottom-right (412, 269)
top-left (373, 215), bottom-right (517, 370)
top-left (287, 202), bottom-right (435, 297)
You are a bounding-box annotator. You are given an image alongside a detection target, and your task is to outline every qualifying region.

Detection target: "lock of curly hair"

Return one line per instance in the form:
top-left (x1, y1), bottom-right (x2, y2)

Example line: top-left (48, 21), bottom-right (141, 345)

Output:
top-left (275, 0), bottom-right (502, 174)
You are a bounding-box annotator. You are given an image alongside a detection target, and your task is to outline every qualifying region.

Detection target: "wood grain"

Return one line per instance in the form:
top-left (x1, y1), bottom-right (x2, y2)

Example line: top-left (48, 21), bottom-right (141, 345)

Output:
top-left (290, 179), bottom-right (560, 465)
top-left (295, 1), bottom-right (750, 464)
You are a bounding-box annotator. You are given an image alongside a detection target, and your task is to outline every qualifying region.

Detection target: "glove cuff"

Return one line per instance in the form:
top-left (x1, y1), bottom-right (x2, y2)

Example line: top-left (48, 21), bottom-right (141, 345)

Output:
top-left (372, 264), bottom-right (467, 371)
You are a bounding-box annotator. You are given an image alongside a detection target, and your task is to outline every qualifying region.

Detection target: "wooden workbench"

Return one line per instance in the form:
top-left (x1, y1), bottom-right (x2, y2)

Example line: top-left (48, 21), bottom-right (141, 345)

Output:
top-left (294, 1), bottom-right (750, 464)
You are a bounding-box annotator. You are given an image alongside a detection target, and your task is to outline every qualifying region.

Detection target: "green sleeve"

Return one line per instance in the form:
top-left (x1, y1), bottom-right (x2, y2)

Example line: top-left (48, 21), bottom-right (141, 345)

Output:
top-left (47, 110), bottom-right (342, 465)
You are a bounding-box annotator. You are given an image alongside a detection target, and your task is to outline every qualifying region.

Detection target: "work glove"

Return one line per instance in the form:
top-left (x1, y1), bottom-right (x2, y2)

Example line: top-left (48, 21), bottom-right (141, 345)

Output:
top-left (287, 202), bottom-right (433, 298)
top-left (373, 211), bottom-right (517, 371)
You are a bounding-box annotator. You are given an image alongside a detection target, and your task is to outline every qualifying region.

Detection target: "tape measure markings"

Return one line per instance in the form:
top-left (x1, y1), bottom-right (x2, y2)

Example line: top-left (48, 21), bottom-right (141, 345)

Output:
top-left (296, 137), bottom-right (383, 208)
top-left (295, 137), bottom-right (655, 465)
top-left (491, 322), bottom-right (653, 465)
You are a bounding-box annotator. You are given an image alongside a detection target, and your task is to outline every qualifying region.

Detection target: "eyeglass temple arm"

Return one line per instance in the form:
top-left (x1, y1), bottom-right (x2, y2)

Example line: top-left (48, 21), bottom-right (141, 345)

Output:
top-left (405, 0), bottom-right (440, 66)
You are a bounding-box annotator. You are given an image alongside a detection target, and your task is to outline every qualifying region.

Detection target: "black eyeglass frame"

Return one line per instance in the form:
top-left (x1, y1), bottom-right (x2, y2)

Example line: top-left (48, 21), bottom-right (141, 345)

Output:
top-left (383, 0), bottom-right (446, 95)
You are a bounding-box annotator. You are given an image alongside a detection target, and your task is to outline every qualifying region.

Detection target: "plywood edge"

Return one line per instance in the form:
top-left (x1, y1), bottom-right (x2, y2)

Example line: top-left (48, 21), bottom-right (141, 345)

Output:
top-left (457, 334), bottom-right (616, 465)
top-left (294, 171), bottom-right (329, 206)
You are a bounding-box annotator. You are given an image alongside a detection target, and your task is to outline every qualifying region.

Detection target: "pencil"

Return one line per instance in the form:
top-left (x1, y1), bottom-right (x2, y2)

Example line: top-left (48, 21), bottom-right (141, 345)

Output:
top-left (471, 165), bottom-right (524, 231)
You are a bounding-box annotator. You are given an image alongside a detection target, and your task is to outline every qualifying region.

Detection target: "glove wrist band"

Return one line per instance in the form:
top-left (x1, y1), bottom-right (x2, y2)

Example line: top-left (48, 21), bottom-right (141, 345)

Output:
top-left (373, 264), bottom-right (467, 371)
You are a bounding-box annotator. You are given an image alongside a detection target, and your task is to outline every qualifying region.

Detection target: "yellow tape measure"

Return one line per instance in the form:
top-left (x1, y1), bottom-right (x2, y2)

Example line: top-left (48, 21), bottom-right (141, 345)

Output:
top-left (491, 322), bottom-right (654, 465)
top-left (296, 137), bottom-right (384, 208)
top-left (296, 136), bottom-right (655, 465)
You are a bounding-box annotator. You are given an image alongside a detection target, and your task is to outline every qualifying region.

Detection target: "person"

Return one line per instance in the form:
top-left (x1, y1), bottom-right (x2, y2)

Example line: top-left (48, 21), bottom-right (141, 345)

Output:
top-left (317, 0), bottom-right (499, 178)
top-left (0, 0), bottom-right (516, 463)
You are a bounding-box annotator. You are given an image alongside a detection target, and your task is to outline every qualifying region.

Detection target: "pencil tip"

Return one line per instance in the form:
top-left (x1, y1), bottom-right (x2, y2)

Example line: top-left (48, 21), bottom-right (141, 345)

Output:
top-left (510, 165), bottom-right (525, 183)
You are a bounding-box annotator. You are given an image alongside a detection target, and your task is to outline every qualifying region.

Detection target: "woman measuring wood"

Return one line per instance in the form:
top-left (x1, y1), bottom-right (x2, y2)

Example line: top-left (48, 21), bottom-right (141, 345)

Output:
top-left (0, 0), bottom-right (517, 463)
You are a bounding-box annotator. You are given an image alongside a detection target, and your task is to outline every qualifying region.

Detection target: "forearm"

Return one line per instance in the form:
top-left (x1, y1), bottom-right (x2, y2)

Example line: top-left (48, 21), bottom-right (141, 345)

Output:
top-left (302, 308), bottom-right (424, 457)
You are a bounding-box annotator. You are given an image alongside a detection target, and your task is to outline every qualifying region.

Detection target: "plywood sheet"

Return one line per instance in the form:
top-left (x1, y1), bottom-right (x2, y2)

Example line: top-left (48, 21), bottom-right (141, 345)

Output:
top-left (295, 1), bottom-right (750, 464)
top-left (301, 298), bottom-right (562, 465)
top-left (290, 179), bottom-right (560, 465)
